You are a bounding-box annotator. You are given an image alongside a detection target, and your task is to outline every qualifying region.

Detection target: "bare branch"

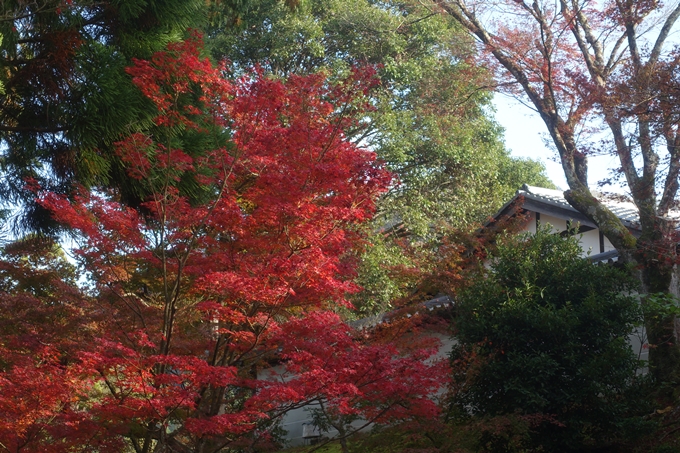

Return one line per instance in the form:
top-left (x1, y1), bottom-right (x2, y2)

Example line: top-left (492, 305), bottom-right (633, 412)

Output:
top-left (650, 2), bottom-right (680, 65)
top-left (660, 132), bottom-right (680, 214)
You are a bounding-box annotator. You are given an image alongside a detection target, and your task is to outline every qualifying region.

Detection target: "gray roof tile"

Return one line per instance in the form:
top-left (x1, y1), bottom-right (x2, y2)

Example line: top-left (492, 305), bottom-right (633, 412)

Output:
top-left (517, 185), bottom-right (680, 229)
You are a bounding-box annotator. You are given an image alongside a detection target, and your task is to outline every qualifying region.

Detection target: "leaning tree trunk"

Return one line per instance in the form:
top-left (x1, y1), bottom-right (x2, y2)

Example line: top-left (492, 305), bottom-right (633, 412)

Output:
top-left (434, 0), bottom-right (680, 392)
top-left (567, 188), bottom-right (680, 387)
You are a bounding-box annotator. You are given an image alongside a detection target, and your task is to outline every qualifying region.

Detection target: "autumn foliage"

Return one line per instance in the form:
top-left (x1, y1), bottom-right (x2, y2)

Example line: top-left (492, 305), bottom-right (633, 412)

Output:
top-left (434, 0), bottom-right (680, 386)
top-left (0, 36), bottom-right (446, 452)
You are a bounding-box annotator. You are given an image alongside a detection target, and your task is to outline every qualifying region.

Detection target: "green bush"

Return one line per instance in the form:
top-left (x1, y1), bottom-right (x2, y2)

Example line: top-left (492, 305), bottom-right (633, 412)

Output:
top-left (450, 227), bottom-right (649, 452)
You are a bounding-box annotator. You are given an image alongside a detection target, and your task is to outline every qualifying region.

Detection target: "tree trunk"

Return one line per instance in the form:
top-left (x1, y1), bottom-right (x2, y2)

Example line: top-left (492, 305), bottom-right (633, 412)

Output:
top-left (564, 188), bottom-right (680, 386)
top-left (636, 217), bottom-right (680, 389)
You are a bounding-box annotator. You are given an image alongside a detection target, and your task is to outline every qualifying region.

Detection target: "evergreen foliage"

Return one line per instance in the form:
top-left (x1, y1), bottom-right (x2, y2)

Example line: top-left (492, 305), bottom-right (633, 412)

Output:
top-left (0, 0), bottom-right (206, 232)
top-left (451, 228), bottom-right (648, 451)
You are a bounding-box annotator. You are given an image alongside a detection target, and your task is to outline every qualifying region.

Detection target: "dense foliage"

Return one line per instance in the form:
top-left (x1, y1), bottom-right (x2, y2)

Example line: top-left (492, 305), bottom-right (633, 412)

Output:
top-left (0, 0), bottom-right (555, 318)
top-left (0, 0), bottom-right (213, 232)
top-left (434, 0), bottom-right (680, 385)
top-left (0, 36), bottom-right (448, 453)
top-left (6, 2), bottom-right (653, 452)
top-left (211, 0), bottom-right (553, 235)
top-left (207, 0), bottom-right (554, 313)
top-left (451, 228), bottom-right (646, 451)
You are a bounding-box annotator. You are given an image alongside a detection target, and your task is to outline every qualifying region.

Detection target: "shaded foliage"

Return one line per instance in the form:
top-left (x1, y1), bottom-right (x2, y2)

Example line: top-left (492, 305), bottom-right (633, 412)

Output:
top-left (450, 228), bottom-right (648, 452)
top-left (0, 0), bottom-right (208, 233)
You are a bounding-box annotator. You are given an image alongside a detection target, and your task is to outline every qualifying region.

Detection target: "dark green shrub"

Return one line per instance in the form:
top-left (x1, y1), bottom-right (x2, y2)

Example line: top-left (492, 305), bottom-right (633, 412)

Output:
top-left (451, 227), bottom-right (648, 452)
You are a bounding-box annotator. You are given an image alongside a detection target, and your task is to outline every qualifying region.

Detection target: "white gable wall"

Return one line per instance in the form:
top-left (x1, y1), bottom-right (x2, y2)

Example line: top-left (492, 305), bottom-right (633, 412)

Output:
top-left (520, 211), bottom-right (615, 257)
top-left (512, 209), bottom-right (648, 364)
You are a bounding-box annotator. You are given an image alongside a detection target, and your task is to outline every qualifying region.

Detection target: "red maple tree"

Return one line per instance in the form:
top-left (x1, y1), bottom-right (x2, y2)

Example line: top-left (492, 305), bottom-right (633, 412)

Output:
top-left (0, 35), bottom-right (447, 452)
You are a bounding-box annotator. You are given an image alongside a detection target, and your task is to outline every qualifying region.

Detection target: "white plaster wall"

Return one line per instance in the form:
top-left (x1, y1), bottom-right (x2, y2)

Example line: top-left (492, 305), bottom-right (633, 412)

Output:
top-left (538, 213), bottom-right (567, 233)
top-left (603, 234), bottom-right (616, 252)
top-left (580, 229), bottom-right (600, 256)
top-left (525, 211), bottom-right (537, 234)
top-left (523, 210), bottom-right (617, 256)
top-left (629, 327), bottom-right (649, 363)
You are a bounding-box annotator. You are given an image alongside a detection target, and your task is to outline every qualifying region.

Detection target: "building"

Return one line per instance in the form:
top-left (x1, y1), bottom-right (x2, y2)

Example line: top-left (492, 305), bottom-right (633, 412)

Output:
top-left (491, 184), bottom-right (649, 263)
top-left (490, 184), bottom-right (652, 361)
top-left (272, 184), bottom-right (655, 446)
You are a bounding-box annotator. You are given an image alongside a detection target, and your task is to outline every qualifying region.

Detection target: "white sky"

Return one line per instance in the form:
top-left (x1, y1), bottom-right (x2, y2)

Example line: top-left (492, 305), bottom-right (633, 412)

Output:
top-left (493, 95), bottom-right (623, 192)
top-left (488, 3), bottom-right (680, 195)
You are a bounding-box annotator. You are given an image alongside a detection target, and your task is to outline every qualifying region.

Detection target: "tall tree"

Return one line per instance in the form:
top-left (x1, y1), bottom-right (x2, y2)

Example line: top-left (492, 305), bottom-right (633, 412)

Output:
top-left (0, 0), bottom-right (206, 232)
top-left (207, 0), bottom-right (553, 311)
top-left (433, 0), bottom-right (680, 385)
top-left (0, 36), bottom-right (446, 453)
top-left (209, 0), bottom-right (553, 236)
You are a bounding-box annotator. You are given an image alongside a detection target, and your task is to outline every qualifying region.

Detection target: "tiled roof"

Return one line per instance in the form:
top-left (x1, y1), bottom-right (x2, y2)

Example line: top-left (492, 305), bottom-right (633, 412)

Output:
top-left (422, 295), bottom-right (453, 310)
top-left (517, 184), bottom-right (643, 228)
top-left (587, 249), bottom-right (620, 265)
top-left (349, 295), bottom-right (454, 330)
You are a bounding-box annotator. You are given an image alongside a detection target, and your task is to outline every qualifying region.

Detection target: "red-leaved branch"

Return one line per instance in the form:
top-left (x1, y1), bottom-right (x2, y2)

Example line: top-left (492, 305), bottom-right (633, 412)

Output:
top-left (0, 33), bottom-right (446, 453)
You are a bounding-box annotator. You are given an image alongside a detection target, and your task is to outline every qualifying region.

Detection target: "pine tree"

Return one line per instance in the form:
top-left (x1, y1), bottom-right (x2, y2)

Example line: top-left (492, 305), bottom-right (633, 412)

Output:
top-left (0, 0), bottom-right (206, 232)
